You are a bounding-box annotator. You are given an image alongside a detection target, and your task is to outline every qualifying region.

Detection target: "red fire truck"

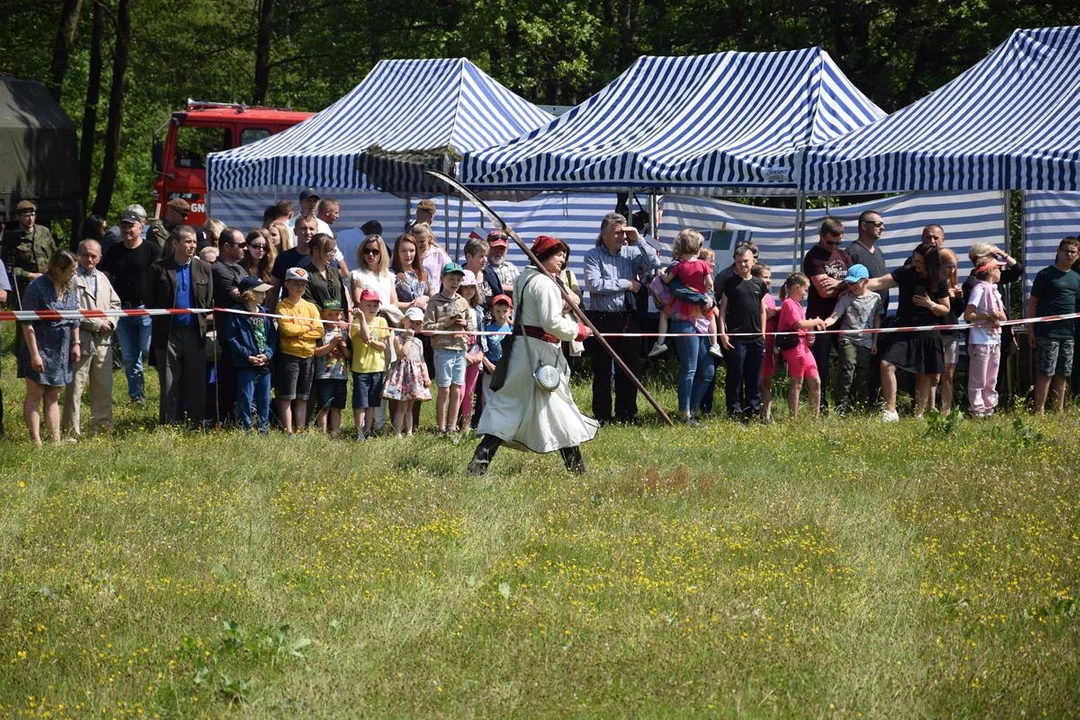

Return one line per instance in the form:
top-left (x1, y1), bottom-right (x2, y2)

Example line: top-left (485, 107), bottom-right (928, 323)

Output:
top-left (152, 100), bottom-right (314, 226)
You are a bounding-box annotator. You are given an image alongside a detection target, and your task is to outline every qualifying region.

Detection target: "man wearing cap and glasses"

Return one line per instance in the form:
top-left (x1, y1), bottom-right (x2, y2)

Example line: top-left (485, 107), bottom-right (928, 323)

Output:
top-left (290, 189), bottom-right (333, 237)
top-left (802, 217), bottom-right (853, 406)
top-left (486, 231), bottom-right (520, 295)
top-left (99, 209), bottom-right (162, 403)
top-left (9, 200), bottom-right (57, 302)
top-left (148, 198), bottom-right (192, 250)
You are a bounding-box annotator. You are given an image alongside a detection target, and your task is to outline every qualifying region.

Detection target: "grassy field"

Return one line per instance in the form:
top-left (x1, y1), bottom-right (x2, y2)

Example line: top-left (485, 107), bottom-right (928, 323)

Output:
top-left (1, 335), bottom-right (1078, 718)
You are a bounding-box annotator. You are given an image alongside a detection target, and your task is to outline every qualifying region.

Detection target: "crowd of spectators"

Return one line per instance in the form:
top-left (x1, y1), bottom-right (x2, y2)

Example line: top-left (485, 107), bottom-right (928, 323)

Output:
top-left (2, 193), bottom-right (1079, 444)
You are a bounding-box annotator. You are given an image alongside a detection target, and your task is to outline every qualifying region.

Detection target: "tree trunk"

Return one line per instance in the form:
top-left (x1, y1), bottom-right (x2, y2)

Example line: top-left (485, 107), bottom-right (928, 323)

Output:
top-left (49, 0), bottom-right (84, 102)
top-left (93, 0), bottom-right (130, 217)
top-left (253, 0), bottom-right (275, 104)
top-left (80, 0), bottom-right (105, 208)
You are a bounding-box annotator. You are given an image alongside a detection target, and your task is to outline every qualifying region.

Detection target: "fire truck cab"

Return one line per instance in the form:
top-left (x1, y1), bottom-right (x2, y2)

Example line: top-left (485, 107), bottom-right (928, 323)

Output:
top-left (152, 100), bottom-right (313, 226)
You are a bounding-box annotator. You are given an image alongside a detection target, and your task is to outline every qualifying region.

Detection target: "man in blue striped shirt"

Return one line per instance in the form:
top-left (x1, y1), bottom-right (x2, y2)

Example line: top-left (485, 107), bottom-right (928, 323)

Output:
top-left (582, 212), bottom-right (662, 423)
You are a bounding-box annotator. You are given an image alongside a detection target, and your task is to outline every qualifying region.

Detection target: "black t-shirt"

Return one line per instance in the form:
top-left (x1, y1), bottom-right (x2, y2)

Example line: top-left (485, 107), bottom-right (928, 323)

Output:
top-left (845, 241), bottom-right (889, 314)
top-left (211, 259), bottom-right (246, 307)
top-left (99, 240), bottom-right (161, 306)
top-left (271, 247), bottom-right (305, 281)
top-left (802, 244), bottom-right (852, 319)
top-left (721, 274), bottom-right (767, 340)
top-left (890, 265), bottom-right (949, 328)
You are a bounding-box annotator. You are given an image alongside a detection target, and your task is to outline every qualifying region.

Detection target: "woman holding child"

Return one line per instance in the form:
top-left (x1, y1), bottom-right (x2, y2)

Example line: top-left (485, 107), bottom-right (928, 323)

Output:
top-left (865, 242), bottom-right (950, 421)
top-left (468, 234), bottom-right (597, 475)
top-left (660, 229), bottom-right (716, 426)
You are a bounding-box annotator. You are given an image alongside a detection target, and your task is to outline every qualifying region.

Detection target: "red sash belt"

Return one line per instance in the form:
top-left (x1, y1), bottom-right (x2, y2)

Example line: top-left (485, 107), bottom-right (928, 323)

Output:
top-left (521, 325), bottom-right (560, 344)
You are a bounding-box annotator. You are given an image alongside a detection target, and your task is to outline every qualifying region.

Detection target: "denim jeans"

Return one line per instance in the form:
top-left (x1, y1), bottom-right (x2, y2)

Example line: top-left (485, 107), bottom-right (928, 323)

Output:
top-left (236, 368), bottom-right (271, 432)
top-left (116, 313), bottom-right (151, 400)
top-left (725, 339), bottom-right (765, 417)
top-left (672, 319), bottom-right (715, 413)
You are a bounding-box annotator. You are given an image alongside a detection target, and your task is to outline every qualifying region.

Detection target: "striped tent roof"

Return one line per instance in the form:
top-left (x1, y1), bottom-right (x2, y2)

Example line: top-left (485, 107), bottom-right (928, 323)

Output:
top-left (459, 48), bottom-right (884, 193)
top-left (207, 58), bottom-right (553, 193)
top-left (804, 27), bottom-right (1080, 193)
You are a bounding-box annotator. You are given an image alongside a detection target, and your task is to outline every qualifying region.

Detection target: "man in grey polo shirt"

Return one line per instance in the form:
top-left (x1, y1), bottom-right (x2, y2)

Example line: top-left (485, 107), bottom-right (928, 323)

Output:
top-left (582, 212), bottom-right (661, 424)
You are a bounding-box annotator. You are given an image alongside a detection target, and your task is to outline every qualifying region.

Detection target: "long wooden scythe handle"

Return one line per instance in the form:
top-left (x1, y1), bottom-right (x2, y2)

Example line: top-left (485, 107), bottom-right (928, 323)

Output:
top-left (426, 170), bottom-right (674, 426)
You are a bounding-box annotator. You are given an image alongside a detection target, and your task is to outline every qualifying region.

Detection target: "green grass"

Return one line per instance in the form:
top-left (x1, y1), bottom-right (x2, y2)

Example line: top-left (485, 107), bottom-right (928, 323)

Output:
top-left (1, 328), bottom-right (1078, 718)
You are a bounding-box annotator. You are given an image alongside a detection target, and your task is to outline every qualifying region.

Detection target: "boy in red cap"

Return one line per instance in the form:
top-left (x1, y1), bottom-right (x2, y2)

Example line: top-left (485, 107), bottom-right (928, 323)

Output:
top-left (481, 294), bottom-right (514, 403)
top-left (350, 288), bottom-right (389, 438)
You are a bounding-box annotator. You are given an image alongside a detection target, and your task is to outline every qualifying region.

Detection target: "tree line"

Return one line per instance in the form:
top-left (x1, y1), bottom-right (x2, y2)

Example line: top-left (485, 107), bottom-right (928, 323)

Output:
top-left (2, 0), bottom-right (1077, 220)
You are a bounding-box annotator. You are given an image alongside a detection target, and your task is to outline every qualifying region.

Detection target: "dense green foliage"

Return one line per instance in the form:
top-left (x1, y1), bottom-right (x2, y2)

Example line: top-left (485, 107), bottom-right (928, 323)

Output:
top-left (2, 0), bottom-right (1079, 220)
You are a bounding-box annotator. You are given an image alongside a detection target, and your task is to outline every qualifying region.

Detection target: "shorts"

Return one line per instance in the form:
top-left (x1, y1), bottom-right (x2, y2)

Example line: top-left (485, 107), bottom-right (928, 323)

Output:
top-left (352, 371), bottom-right (385, 408)
top-left (433, 348), bottom-right (466, 387)
top-left (782, 344), bottom-right (820, 380)
top-left (275, 353), bottom-right (314, 400)
top-left (942, 333), bottom-right (959, 365)
top-left (315, 378), bottom-right (347, 410)
top-left (1035, 336), bottom-right (1074, 377)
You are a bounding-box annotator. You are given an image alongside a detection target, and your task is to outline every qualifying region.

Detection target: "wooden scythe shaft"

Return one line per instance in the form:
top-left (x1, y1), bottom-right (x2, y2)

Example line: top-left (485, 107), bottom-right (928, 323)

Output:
top-left (426, 171), bottom-right (674, 427)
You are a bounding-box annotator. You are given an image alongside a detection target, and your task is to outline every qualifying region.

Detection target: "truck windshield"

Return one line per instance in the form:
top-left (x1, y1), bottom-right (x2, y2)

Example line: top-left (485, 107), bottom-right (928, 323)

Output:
top-left (174, 126), bottom-right (228, 169)
top-left (240, 128), bottom-right (271, 145)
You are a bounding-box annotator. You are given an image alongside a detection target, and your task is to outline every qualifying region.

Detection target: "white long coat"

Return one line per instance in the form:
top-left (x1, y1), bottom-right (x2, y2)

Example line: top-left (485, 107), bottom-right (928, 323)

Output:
top-left (477, 267), bottom-right (599, 453)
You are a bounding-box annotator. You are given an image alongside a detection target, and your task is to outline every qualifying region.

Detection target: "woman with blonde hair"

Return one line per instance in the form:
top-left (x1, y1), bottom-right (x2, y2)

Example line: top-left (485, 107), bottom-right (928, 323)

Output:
top-left (350, 234), bottom-right (403, 319)
top-left (410, 222), bottom-right (450, 289)
top-left (18, 250), bottom-right (81, 445)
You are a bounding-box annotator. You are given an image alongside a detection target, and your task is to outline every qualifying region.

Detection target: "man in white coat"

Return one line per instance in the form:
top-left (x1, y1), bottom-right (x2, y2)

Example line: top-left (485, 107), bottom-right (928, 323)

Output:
top-left (63, 239), bottom-right (122, 436)
top-left (468, 234), bottom-right (597, 475)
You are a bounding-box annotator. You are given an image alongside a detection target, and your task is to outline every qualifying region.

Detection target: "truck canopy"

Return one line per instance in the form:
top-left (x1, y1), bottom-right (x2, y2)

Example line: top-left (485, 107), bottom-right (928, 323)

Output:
top-left (0, 76), bottom-right (79, 219)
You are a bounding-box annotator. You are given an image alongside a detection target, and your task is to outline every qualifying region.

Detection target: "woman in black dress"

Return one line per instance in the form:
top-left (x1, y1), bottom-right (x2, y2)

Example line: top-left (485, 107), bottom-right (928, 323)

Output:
top-left (865, 242), bottom-right (951, 421)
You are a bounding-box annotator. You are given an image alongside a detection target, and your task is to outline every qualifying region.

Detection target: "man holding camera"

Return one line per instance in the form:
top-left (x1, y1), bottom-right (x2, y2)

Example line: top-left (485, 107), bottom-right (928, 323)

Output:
top-left (582, 212), bottom-right (661, 424)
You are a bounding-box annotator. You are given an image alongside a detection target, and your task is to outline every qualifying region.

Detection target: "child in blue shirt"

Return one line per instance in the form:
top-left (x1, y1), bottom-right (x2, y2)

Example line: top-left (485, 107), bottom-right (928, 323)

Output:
top-left (481, 293), bottom-right (513, 403)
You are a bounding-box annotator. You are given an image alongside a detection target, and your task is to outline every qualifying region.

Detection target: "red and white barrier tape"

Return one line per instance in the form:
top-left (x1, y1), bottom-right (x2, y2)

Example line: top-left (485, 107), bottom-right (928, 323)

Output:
top-left (3, 306), bottom-right (1077, 339)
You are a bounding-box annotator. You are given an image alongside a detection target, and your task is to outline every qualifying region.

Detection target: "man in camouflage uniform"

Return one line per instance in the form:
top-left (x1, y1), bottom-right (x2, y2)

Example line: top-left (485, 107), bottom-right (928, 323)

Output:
top-left (9, 199), bottom-right (57, 304)
top-left (147, 197), bottom-right (191, 250)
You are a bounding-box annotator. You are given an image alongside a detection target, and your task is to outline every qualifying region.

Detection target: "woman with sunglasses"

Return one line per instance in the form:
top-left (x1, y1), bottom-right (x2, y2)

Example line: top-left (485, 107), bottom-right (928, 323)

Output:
top-left (350, 234), bottom-right (402, 317)
top-left (242, 228), bottom-right (277, 284)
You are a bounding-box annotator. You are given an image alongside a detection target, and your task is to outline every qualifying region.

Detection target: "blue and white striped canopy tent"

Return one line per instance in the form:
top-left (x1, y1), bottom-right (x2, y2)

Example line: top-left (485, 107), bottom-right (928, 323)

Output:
top-left (206, 58), bottom-right (553, 195)
top-left (459, 48), bottom-right (884, 194)
top-left (803, 27), bottom-right (1080, 194)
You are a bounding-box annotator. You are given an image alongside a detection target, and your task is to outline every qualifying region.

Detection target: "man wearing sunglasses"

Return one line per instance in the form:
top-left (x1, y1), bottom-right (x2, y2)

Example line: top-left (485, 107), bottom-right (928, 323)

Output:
top-left (802, 217), bottom-right (853, 407)
top-left (209, 227), bottom-right (250, 425)
top-left (844, 210), bottom-right (891, 409)
top-left (148, 198), bottom-right (191, 250)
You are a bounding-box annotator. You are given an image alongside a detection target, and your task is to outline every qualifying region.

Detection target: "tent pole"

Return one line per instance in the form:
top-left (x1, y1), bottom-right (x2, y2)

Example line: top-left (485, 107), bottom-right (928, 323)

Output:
top-left (455, 197), bottom-right (464, 261)
top-left (444, 194), bottom-right (452, 259)
top-left (649, 193), bottom-right (659, 246)
top-left (404, 193), bottom-right (411, 232)
top-left (793, 192), bottom-right (806, 272)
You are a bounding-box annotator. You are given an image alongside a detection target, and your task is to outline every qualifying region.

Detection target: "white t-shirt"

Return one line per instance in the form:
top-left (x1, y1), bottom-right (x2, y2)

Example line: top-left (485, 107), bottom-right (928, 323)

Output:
top-left (967, 281), bottom-right (1003, 346)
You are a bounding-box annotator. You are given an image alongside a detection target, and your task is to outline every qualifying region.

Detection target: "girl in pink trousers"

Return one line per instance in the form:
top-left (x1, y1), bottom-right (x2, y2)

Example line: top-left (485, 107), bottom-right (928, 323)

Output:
top-left (963, 258), bottom-right (1007, 417)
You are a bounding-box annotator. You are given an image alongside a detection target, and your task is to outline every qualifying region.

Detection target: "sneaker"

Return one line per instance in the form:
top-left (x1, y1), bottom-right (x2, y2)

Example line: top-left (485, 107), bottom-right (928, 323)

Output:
top-left (647, 341), bottom-right (669, 358)
top-left (708, 343), bottom-right (724, 359)
top-left (882, 409), bottom-right (900, 423)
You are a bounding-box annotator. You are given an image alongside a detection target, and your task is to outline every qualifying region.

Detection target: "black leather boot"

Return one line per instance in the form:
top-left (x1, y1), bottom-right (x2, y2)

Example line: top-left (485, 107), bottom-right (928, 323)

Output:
top-left (468, 434), bottom-right (502, 475)
top-left (559, 446), bottom-right (586, 474)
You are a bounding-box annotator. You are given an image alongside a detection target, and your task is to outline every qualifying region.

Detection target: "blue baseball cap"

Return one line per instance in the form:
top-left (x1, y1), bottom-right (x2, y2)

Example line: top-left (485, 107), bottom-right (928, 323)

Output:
top-left (844, 264), bottom-right (870, 283)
